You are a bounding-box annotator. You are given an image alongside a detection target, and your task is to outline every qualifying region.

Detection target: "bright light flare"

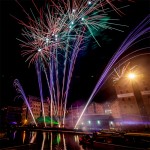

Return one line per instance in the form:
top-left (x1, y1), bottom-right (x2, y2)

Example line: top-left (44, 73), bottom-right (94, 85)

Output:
top-left (127, 73), bottom-right (136, 79)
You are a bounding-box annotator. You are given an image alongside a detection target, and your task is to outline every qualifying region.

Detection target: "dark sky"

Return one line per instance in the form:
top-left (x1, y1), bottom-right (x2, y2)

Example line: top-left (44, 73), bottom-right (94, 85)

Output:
top-left (0, 0), bottom-right (150, 107)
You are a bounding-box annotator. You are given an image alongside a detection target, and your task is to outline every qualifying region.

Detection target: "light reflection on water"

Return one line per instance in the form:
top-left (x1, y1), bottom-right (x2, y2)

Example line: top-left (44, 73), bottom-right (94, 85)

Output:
top-left (6, 130), bottom-right (93, 150)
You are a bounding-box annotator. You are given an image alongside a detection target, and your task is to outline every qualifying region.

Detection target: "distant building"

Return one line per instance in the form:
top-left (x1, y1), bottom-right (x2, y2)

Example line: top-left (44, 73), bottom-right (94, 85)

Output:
top-left (22, 96), bottom-right (41, 124)
top-left (67, 102), bottom-right (114, 130)
top-left (22, 96), bottom-right (63, 125)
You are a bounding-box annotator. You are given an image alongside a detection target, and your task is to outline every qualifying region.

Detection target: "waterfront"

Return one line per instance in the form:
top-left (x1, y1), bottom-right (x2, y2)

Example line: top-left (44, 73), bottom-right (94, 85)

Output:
top-left (0, 130), bottom-right (93, 150)
top-left (1, 128), bottom-right (150, 150)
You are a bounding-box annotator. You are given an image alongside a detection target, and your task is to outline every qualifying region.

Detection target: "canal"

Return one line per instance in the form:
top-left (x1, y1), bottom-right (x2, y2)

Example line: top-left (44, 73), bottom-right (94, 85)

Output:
top-left (0, 130), bottom-right (93, 150)
top-left (1, 129), bottom-right (149, 150)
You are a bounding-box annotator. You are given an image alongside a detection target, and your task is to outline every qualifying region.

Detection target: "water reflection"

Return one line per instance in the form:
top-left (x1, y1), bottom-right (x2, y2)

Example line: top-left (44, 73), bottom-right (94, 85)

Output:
top-left (6, 130), bottom-right (93, 150)
top-left (22, 131), bottom-right (26, 144)
top-left (30, 132), bottom-right (37, 143)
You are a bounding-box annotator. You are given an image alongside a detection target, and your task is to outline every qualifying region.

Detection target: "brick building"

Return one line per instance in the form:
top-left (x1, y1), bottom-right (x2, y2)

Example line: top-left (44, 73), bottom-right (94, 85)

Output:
top-left (112, 74), bottom-right (150, 130)
top-left (22, 96), bottom-right (63, 125)
top-left (67, 102), bottom-right (114, 130)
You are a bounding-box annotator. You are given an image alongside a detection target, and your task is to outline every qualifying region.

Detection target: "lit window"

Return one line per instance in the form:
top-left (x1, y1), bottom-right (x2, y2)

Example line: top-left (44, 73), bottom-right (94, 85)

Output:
top-left (105, 109), bottom-right (112, 114)
top-left (110, 121), bottom-right (113, 124)
top-left (88, 120), bottom-right (91, 124)
top-left (97, 120), bottom-right (100, 125)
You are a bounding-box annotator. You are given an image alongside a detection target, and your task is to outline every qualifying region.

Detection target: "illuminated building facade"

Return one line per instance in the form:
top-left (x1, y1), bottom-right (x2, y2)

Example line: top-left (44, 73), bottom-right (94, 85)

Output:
top-left (22, 96), bottom-right (62, 125)
top-left (67, 102), bottom-right (114, 130)
top-left (113, 75), bottom-right (150, 129)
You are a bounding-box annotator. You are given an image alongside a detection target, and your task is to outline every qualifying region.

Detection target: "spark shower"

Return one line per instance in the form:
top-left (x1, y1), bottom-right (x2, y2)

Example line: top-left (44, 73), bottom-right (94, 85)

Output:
top-left (13, 0), bottom-right (140, 127)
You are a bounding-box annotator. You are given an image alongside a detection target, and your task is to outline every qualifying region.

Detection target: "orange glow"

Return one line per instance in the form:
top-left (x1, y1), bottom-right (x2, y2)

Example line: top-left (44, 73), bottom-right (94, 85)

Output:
top-left (127, 73), bottom-right (136, 79)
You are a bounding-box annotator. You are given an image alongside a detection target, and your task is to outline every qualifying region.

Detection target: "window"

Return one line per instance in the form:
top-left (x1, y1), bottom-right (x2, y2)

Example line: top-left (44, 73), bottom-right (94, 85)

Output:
top-left (88, 120), bottom-right (91, 124)
top-left (97, 120), bottom-right (101, 125)
top-left (105, 109), bottom-right (112, 114)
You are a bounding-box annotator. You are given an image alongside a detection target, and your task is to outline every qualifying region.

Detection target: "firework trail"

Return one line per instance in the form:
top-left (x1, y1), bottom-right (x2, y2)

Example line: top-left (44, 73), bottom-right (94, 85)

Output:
top-left (75, 14), bottom-right (150, 128)
top-left (13, 79), bottom-right (37, 126)
top-left (62, 32), bottom-right (86, 125)
top-left (36, 62), bottom-right (46, 126)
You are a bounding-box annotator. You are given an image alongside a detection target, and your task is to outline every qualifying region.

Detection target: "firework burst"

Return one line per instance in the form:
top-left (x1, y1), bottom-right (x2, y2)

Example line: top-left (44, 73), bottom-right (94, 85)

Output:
top-left (14, 0), bottom-right (132, 126)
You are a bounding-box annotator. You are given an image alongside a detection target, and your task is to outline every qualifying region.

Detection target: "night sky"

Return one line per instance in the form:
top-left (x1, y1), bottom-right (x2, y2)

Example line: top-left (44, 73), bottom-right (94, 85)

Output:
top-left (0, 0), bottom-right (150, 107)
